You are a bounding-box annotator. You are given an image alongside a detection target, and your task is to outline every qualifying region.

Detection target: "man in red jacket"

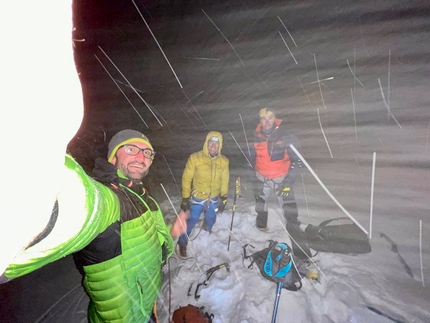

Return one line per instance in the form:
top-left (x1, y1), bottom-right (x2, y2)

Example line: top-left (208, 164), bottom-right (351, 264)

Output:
top-left (249, 108), bottom-right (303, 231)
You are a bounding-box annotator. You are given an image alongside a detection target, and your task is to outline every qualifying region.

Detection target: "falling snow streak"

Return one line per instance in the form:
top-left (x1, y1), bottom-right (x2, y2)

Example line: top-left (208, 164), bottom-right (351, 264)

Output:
top-left (179, 105), bottom-right (198, 129)
top-left (186, 91), bottom-right (205, 103)
top-left (98, 46), bottom-right (164, 127)
top-left (114, 79), bottom-right (150, 94)
top-left (148, 104), bottom-right (169, 124)
top-left (369, 152), bottom-right (376, 239)
top-left (94, 54), bottom-right (148, 127)
top-left (278, 31), bottom-right (298, 65)
top-left (419, 219), bottom-right (425, 287)
top-left (377, 78), bottom-right (402, 129)
top-left (35, 284), bottom-right (83, 323)
top-left (317, 107), bottom-right (334, 158)
top-left (183, 56), bottom-right (220, 61)
top-left (354, 45), bottom-right (357, 98)
top-left (277, 16), bottom-right (297, 47)
top-left (388, 50), bottom-right (391, 122)
top-left (239, 114), bottom-right (251, 157)
top-left (301, 173), bottom-right (310, 218)
top-left (351, 88), bottom-right (358, 140)
top-left (201, 9), bottom-right (245, 67)
top-left (309, 77), bottom-right (333, 84)
top-left (160, 183), bottom-right (203, 275)
top-left (161, 155), bottom-right (180, 196)
top-left (168, 115), bottom-right (192, 148)
top-left (168, 92), bottom-right (201, 125)
top-left (229, 131), bottom-right (253, 169)
top-left (297, 76), bottom-right (313, 108)
top-left (313, 53), bottom-right (328, 111)
top-left (131, 0), bottom-right (183, 89)
top-left (181, 89), bottom-right (208, 129)
top-left (346, 59), bottom-right (364, 87)
top-left (289, 144), bottom-right (368, 235)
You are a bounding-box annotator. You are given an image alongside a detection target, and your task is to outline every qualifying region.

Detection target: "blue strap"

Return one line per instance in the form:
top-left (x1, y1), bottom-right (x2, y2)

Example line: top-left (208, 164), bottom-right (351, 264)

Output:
top-left (264, 243), bottom-right (292, 278)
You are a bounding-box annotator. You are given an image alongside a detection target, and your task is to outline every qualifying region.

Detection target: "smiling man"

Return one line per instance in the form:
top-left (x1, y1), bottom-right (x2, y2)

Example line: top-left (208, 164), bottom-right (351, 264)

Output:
top-left (0, 0), bottom-right (188, 321)
top-left (107, 129), bottom-right (155, 181)
top-left (250, 107), bottom-right (303, 232)
top-left (71, 129), bottom-right (187, 322)
top-left (178, 131), bottom-right (230, 257)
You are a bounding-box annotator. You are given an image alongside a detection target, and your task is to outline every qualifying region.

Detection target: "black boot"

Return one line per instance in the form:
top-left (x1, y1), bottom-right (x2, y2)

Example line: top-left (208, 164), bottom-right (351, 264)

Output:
top-left (282, 203), bottom-right (299, 226)
top-left (256, 211), bottom-right (268, 229)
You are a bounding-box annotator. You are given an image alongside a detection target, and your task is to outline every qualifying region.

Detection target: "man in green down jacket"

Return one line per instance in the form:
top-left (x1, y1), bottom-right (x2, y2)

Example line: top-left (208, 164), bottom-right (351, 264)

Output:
top-left (1, 129), bottom-right (187, 323)
top-left (1, 3), bottom-right (188, 322)
top-left (178, 131), bottom-right (230, 257)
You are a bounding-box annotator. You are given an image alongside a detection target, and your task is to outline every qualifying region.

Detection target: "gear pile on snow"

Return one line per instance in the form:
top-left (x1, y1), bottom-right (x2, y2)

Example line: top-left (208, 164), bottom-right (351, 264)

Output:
top-left (243, 240), bottom-right (304, 291)
top-left (287, 217), bottom-right (371, 259)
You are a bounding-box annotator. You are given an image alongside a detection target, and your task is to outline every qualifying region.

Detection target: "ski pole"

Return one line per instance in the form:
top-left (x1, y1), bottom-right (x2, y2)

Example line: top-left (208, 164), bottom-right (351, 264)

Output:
top-left (227, 177), bottom-right (241, 251)
top-left (271, 282), bottom-right (283, 323)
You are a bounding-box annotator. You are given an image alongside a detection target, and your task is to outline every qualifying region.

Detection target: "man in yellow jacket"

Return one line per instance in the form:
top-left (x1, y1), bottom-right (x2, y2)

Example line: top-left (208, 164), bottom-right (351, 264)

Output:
top-left (178, 131), bottom-right (230, 257)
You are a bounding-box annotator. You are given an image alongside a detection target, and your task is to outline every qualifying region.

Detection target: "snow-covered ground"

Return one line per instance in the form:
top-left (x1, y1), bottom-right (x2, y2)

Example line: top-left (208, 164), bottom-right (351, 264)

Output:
top-left (1, 0), bottom-right (429, 322)
top-left (159, 191), bottom-right (428, 323)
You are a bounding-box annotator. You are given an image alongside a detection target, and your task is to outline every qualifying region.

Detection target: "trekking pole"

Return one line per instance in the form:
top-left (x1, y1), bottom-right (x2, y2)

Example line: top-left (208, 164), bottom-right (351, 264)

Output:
top-left (271, 282), bottom-right (283, 323)
top-left (227, 177), bottom-right (241, 251)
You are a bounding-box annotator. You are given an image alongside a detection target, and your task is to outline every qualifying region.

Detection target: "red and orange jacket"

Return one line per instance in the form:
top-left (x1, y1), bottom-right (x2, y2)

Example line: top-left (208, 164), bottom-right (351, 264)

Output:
top-left (250, 119), bottom-right (301, 186)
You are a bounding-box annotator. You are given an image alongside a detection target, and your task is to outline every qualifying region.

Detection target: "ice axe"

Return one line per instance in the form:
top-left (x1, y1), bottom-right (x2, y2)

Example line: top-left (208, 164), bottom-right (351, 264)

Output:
top-left (227, 177), bottom-right (241, 251)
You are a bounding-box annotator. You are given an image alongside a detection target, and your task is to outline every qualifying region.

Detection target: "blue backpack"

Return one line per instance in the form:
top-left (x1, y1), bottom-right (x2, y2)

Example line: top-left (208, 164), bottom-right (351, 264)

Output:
top-left (243, 240), bottom-right (303, 291)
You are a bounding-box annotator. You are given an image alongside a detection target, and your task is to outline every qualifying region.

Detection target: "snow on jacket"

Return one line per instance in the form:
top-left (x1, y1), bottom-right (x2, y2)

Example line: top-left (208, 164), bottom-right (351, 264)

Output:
top-left (250, 119), bottom-right (301, 185)
top-left (182, 131), bottom-right (229, 200)
top-left (1, 155), bottom-right (173, 323)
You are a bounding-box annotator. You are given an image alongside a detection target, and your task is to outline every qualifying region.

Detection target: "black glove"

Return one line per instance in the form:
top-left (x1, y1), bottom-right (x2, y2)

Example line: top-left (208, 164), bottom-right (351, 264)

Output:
top-left (218, 195), bottom-right (227, 213)
top-left (277, 185), bottom-right (291, 197)
top-left (180, 198), bottom-right (190, 211)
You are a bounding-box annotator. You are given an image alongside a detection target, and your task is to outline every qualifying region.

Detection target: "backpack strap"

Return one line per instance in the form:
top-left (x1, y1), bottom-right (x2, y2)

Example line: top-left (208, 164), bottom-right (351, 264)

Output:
top-left (319, 217), bottom-right (350, 227)
top-left (264, 243), bottom-right (293, 278)
top-left (242, 244), bottom-right (256, 269)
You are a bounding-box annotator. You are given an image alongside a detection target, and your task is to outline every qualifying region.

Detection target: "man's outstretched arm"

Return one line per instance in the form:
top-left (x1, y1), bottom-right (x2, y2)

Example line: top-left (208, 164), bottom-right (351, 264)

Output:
top-left (0, 1), bottom-right (84, 277)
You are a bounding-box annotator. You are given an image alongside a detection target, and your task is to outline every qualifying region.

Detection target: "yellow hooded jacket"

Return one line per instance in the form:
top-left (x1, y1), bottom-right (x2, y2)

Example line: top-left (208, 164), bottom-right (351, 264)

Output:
top-left (182, 131), bottom-right (229, 200)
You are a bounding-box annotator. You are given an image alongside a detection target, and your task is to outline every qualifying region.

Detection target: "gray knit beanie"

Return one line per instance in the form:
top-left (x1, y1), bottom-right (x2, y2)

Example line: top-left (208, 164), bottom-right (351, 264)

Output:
top-left (107, 129), bottom-right (153, 162)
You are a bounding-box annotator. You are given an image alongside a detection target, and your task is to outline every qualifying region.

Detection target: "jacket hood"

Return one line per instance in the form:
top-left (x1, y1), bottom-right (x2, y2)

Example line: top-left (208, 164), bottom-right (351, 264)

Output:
top-left (203, 131), bottom-right (223, 158)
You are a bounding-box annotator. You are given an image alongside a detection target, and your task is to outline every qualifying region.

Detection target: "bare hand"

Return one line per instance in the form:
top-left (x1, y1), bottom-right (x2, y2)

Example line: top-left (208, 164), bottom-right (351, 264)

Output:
top-left (170, 210), bottom-right (188, 238)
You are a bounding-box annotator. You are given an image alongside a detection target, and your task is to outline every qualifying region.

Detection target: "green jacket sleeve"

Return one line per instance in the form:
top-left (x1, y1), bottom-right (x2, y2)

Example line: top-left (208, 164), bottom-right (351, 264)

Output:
top-left (2, 155), bottom-right (120, 281)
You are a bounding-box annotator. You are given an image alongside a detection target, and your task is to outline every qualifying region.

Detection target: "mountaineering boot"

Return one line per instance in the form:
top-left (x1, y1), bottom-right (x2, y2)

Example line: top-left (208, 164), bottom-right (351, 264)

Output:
top-left (256, 211), bottom-right (268, 230)
top-left (282, 203), bottom-right (299, 226)
top-left (179, 244), bottom-right (187, 257)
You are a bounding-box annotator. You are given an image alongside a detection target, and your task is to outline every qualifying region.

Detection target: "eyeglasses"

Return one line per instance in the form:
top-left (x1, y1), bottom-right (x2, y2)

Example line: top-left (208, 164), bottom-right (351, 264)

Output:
top-left (123, 144), bottom-right (155, 159)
